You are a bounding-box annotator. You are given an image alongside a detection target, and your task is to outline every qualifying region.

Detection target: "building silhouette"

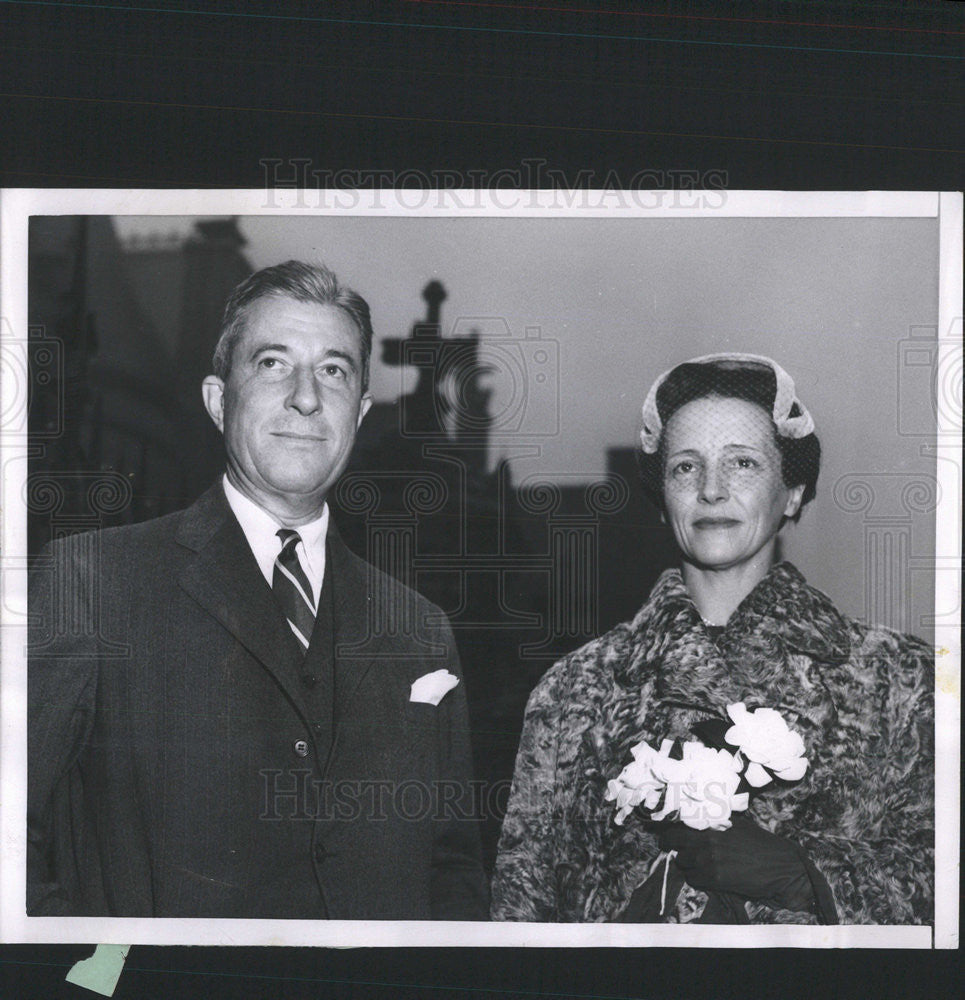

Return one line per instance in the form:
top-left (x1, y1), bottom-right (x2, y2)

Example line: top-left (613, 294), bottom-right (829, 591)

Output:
top-left (27, 216), bottom-right (250, 555)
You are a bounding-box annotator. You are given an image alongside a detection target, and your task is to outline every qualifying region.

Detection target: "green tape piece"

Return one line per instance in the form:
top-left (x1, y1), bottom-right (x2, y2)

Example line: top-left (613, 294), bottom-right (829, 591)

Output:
top-left (64, 944), bottom-right (131, 997)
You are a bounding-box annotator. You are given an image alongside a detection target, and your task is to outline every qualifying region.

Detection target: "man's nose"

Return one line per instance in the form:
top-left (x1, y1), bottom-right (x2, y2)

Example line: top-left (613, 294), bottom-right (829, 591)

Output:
top-left (286, 368), bottom-right (322, 415)
top-left (697, 464), bottom-right (729, 503)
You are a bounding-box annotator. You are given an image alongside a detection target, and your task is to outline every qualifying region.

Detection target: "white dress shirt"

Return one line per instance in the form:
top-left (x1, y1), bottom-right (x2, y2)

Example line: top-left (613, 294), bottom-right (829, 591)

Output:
top-left (222, 475), bottom-right (329, 607)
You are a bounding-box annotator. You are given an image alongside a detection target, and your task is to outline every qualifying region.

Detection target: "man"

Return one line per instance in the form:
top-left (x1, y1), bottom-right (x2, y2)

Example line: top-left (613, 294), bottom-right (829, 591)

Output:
top-left (28, 261), bottom-right (488, 919)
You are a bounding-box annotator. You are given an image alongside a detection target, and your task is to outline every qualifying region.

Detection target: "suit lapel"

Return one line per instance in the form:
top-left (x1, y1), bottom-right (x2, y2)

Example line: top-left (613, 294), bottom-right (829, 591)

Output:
top-left (320, 524), bottom-right (398, 780)
top-left (176, 484), bottom-right (307, 708)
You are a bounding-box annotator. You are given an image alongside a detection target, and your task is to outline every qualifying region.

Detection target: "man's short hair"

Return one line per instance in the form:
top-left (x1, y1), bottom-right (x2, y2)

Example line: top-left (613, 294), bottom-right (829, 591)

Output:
top-left (212, 260), bottom-right (374, 391)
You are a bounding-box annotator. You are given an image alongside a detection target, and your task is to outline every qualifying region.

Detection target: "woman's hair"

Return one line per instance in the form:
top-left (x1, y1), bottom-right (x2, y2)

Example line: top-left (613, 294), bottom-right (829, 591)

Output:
top-left (638, 360), bottom-right (821, 523)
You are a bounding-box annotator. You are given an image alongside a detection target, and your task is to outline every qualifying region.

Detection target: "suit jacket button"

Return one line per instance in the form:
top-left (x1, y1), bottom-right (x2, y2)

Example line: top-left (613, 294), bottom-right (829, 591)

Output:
top-left (301, 673), bottom-right (317, 688)
top-left (293, 739), bottom-right (310, 757)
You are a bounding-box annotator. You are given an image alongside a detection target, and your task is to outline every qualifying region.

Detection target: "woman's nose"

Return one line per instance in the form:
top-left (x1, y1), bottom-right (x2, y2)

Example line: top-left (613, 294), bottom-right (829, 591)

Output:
top-left (698, 465), bottom-right (729, 503)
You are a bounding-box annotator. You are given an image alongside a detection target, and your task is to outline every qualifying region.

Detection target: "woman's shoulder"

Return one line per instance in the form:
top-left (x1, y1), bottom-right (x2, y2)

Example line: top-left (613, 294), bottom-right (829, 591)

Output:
top-left (530, 571), bottom-right (684, 701)
top-left (525, 617), bottom-right (642, 711)
top-left (847, 618), bottom-right (936, 678)
top-left (795, 576), bottom-right (937, 704)
top-left (771, 562), bottom-right (934, 664)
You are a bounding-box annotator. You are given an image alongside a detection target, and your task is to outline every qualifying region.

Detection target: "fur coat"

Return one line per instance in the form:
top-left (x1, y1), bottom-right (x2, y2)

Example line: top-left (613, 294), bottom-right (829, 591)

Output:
top-left (491, 562), bottom-right (934, 924)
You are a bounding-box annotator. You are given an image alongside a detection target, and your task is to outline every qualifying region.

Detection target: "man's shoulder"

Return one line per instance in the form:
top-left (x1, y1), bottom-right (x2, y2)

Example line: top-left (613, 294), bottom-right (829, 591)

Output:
top-left (29, 506), bottom-right (199, 608)
top-left (331, 533), bottom-right (454, 655)
top-left (337, 537), bottom-right (446, 616)
top-left (41, 484), bottom-right (228, 560)
top-left (44, 507), bottom-right (189, 557)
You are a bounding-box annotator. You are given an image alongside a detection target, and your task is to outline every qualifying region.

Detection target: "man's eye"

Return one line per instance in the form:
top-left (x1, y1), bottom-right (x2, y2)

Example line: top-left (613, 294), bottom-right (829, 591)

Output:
top-left (258, 357), bottom-right (281, 370)
top-left (322, 365), bottom-right (347, 379)
top-left (671, 461), bottom-right (696, 476)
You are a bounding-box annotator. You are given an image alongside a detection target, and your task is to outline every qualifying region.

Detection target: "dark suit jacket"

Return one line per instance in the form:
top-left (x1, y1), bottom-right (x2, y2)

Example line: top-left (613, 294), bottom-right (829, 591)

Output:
top-left (28, 483), bottom-right (488, 919)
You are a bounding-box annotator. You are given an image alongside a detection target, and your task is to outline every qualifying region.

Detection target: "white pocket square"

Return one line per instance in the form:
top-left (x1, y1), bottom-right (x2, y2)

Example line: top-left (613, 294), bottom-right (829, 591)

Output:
top-left (409, 669), bottom-right (460, 706)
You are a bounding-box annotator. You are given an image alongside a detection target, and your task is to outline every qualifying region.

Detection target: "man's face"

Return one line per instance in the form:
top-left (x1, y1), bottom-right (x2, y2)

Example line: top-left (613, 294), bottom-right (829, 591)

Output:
top-left (203, 294), bottom-right (372, 521)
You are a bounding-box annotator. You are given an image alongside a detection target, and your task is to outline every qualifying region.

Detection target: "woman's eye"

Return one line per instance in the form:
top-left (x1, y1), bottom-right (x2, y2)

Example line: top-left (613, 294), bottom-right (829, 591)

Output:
top-left (735, 456), bottom-right (758, 469)
top-left (671, 461), bottom-right (696, 476)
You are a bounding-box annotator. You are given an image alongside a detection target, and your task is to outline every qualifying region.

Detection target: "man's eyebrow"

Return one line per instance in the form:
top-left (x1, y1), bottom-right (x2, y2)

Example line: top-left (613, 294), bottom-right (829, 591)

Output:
top-left (323, 349), bottom-right (359, 373)
top-left (248, 343), bottom-right (292, 361)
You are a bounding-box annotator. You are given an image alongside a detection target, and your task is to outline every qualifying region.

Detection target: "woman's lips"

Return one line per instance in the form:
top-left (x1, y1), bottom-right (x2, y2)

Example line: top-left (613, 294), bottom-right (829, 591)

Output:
top-left (692, 517), bottom-right (740, 528)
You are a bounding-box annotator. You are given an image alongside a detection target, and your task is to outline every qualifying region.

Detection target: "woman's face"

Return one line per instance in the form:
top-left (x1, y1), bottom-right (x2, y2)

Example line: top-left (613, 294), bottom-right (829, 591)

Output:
top-left (661, 395), bottom-right (805, 572)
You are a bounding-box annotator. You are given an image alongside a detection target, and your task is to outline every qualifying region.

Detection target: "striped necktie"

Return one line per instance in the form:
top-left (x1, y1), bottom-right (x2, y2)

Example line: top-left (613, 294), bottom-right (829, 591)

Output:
top-left (273, 528), bottom-right (316, 652)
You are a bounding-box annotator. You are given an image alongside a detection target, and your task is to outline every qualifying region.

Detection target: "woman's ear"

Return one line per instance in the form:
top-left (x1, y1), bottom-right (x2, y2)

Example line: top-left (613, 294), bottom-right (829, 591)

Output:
top-left (784, 484), bottom-right (805, 519)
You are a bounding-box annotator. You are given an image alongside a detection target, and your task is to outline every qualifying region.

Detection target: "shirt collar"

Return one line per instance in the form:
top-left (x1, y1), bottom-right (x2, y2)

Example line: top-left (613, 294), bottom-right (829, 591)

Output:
top-left (221, 475), bottom-right (329, 597)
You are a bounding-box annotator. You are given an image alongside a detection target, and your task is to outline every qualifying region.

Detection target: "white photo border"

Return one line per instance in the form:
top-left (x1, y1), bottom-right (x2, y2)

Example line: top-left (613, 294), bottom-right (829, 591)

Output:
top-left (1, 188), bottom-right (959, 949)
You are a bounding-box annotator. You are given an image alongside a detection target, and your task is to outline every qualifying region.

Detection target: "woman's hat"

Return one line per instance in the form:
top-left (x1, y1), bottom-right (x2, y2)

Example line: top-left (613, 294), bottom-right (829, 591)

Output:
top-left (639, 352), bottom-right (815, 454)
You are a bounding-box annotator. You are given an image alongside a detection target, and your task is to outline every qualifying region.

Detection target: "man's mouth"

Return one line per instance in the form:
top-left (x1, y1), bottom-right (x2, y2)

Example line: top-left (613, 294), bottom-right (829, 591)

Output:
top-left (271, 431), bottom-right (327, 442)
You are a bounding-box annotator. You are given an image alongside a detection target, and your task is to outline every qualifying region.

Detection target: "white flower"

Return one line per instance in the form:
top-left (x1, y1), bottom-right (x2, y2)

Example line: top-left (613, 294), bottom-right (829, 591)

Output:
top-left (606, 780), bottom-right (655, 826)
top-left (605, 740), bottom-right (668, 825)
top-left (725, 702), bottom-right (808, 784)
top-left (605, 738), bottom-right (689, 825)
top-left (652, 742), bottom-right (749, 831)
top-left (648, 738), bottom-right (686, 785)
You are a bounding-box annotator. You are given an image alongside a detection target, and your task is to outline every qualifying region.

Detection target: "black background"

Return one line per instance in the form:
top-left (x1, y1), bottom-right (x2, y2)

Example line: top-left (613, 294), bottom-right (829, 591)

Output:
top-left (1, 0), bottom-right (961, 997)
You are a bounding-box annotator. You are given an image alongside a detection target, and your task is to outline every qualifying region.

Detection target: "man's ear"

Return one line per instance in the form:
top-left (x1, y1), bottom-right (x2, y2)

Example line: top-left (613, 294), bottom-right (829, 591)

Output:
top-left (357, 392), bottom-right (373, 429)
top-left (202, 376), bottom-right (226, 433)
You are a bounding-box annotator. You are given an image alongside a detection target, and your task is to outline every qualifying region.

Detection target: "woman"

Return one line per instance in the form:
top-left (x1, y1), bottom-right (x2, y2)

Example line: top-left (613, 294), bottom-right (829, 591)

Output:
top-left (491, 354), bottom-right (933, 924)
